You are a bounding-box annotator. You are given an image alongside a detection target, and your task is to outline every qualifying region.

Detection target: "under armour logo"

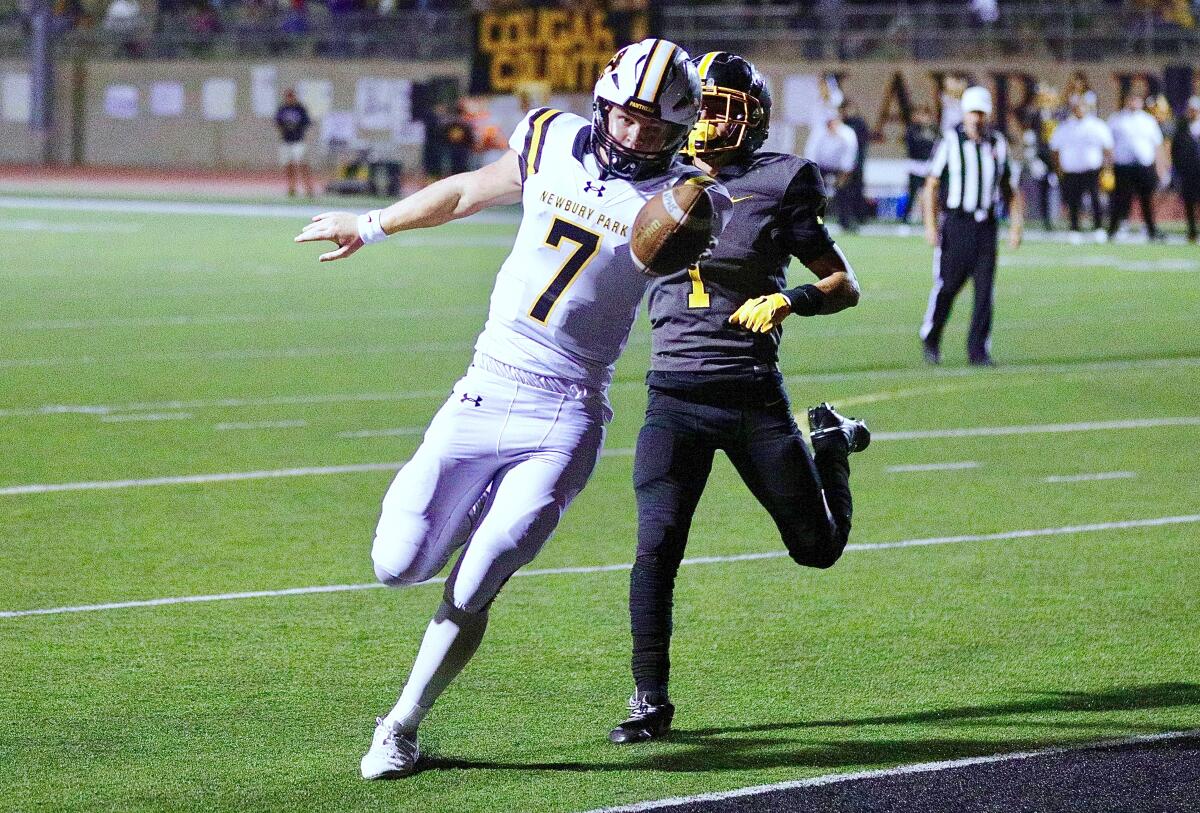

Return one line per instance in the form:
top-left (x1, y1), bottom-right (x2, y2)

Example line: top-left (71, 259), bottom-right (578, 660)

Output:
top-left (461, 393), bottom-right (483, 407)
top-left (584, 181), bottom-right (606, 197)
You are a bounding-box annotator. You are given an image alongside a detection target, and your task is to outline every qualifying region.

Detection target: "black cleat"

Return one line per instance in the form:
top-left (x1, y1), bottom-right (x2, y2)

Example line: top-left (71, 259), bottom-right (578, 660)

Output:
top-left (608, 692), bottom-right (675, 744)
top-left (922, 342), bottom-right (941, 365)
top-left (968, 355), bottom-right (997, 367)
top-left (808, 402), bottom-right (870, 453)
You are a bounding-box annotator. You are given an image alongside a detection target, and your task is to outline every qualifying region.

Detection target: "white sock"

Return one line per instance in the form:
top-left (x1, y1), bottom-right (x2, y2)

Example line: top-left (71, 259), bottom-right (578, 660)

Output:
top-left (384, 602), bottom-right (489, 733)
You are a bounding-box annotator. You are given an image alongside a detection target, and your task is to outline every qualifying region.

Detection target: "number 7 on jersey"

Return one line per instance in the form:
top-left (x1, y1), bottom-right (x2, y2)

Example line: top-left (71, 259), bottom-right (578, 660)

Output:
top-left (528, 218), bottom-right (602, 323)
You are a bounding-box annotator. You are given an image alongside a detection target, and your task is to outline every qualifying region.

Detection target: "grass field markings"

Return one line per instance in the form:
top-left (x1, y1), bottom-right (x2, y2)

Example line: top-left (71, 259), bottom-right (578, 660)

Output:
top-left (0, 342), bottom-right (475, 369)
top-left (834, 382), bottom-right (990, 408)
top-left (1000, 254), bottom-right (1200, 272)
top-left (0, 195), bottom-right (524, 225)
top-left (874, 416), bottom-right (1200, 441)
top-left (0, 417), bottom-right (1192, 496)
top-left (0, 391), bottom-right (455, 419)
top-left (0, 462), bottom-right (404, 496)
top-left (98, 412), bottom-right (194, 423)
top-left (581, 728), bottom-right (1200, 813)
top-left (886, 462), bottom-right (981, 473)
top-left (3, 355), bottom-right (1197, 420)
top-left (13, 307), bottom-right (481, 331)
top-left (1044, 471), bottom-right (1138, 484)
top-left (3, 514), bottom-right (1197, 620)
top-left (338, 427), bottom-right (424, 438)
top-left (0, 218), bottom-right (142, 234)
top-left (214, 420), bottom-right (308, 431)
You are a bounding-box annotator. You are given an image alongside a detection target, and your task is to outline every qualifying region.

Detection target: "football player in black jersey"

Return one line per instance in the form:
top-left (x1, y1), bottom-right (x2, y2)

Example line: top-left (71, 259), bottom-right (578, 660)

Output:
top-left (609, 51), bottom-right (870, 745)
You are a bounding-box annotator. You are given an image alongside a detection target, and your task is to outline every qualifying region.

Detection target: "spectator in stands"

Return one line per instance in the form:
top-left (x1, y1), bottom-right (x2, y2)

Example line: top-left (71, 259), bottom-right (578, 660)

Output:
top-left (1050, 92), bottom-right (1113, 240)
top-left (443, 101), bottom-right (476, 175)
top-left (804, 108), bottom-right (859, 232)
top-left (904, 104), bottom-right (939, 224)
top-left (839, 100), bottom-right (870, 227)
top-left (1106, 91), bottom-right (1166, 240)
top-left (1023, 83), bottom-right (1061, 231)
top-left (275, 88), bottom-right (314, 198)
top-left (1173, 96), bottom-right (1200, 243)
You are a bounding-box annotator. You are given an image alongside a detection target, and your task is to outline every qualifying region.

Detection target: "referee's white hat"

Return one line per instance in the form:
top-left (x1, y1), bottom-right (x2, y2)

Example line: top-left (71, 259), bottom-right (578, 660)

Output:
top-left (961, 86), bottom-right (993, 115)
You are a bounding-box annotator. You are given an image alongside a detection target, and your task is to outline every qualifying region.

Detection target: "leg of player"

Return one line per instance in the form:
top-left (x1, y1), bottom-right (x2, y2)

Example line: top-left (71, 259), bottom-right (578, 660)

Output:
top-left (611, 399), bottom-right (716, 744)
top-left (725, 400), bottom-right (866, 570)
top-left (363, 385), bottom-right (605, 778)
top-left (921, 230), bottom-right (972, 362)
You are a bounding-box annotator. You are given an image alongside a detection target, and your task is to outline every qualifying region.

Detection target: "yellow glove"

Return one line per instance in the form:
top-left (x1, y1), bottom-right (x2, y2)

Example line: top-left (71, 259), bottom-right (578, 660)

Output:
top-left (1099, 167), bottom-right (1116, 194)
top-left (729, 293), bottom-right (791, 333)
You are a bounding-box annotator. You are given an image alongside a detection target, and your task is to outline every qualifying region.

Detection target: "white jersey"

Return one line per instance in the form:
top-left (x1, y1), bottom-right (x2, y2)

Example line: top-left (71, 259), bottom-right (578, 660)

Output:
top-left (474, 108), bottom-right (729, 395)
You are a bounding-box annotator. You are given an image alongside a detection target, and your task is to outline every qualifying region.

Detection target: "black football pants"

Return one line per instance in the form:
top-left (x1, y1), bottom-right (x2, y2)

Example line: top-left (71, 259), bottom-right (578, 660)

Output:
top-left (921, 212), bottom-right (998, 363)
top-left (628, 386), bottom-right (852, 695)
top-left (1108, 164), bottom-right (1159, 238)
top-left (1060, 169), bottom-right (1103, 232)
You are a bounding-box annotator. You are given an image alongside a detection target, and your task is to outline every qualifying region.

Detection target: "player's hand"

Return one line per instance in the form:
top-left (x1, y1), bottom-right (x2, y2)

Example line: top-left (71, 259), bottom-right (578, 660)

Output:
top-left (294, 211), bottom-right (363, 262)
top-left (729, 293), bottom-right (791, 333)
top-left (925, 224), bottom-right (939, 247)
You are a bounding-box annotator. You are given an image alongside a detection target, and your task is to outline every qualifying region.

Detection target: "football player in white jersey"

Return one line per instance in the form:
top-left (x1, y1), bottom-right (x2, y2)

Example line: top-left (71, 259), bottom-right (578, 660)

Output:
top-left (295, 38), bottom-right (730, 778)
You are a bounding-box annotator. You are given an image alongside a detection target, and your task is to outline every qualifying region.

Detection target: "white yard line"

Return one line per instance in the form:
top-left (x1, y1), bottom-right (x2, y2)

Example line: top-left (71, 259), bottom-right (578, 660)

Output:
top-left (0, 463), bottom-right (403, 497)
top-left (581, 729), bottom-right (1200, 813)
top-left (2, 513), bottom-right (1196, 620)
top-left (0, 416), bottom-right (1195, 497)
top-left (0, 195), bottom-right (522, 224)
top-left (3, 357), bottom-right (1199, 420)
top-left (99, 412), bottom-right (194, 423)
top-left (0, 342), bottom-right (473, 369)
top-left (1045, 471), bottom-right (1137, 484)
top-left (886, 462), bottom-right (980, 473)
top-left (337, 427), bottom-right (424, 438)
top-left (215, 420), bottom-right (308, 431)
top-left (14, 307), bottom-right (480, 332)
top-left (874, 416), bottom-right (1200, 441)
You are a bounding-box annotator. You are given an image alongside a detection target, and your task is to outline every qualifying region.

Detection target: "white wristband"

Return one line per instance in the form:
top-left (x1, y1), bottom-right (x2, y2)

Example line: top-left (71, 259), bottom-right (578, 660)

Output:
top-left (357, 210), bottom-right (387, 244)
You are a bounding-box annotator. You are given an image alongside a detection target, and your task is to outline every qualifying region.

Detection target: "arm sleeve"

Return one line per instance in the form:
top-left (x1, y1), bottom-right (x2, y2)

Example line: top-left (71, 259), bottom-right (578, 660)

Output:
top-left (927, 134), bottom-right (950, 178)
top-left (775, 161), bottom-right (836, 264)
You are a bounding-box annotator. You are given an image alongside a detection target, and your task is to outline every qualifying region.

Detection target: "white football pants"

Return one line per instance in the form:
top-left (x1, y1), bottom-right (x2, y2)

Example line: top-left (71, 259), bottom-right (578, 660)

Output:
top-left (371, 361), bottom-right (607, 612)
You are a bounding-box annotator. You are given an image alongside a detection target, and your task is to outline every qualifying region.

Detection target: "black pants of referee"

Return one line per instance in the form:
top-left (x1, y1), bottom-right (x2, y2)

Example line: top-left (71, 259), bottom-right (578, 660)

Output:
top-left (1060, 169), bottom-right (1104, 232)
top-left (921, 211), bottom-right (998, 364)
top-left (1108, 163), bottom-right (1158, 238)
top-left (628, 383), bottom-right (853, 696)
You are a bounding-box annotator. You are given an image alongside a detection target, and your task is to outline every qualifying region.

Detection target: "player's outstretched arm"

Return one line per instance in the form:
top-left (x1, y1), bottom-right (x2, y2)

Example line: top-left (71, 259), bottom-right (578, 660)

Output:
top-left (293, 150), bottom-right (524, 262)
top-left (802, 245), bottom-right (860, 314)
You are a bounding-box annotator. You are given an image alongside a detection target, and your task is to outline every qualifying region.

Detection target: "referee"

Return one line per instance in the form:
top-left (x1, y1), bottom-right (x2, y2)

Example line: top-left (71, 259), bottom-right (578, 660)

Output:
top-left (921, 86), bottom-right (1023, 367)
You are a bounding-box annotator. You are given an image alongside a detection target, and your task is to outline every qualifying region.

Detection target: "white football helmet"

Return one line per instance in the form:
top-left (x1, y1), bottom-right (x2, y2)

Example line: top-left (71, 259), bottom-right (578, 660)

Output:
top-left (592, 38), bottom-right (701, 180)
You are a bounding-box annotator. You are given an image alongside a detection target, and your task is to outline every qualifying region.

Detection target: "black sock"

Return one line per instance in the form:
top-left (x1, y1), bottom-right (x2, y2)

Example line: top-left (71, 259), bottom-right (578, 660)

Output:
top-left (813, 437), bottom-right (853, 535)
top-left (629, 553), bottom-right (679, 697)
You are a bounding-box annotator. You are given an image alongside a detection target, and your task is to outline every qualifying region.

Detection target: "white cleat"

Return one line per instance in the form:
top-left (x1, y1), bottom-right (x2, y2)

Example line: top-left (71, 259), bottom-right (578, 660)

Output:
top-left (360, 718), bottom-right (420, 780)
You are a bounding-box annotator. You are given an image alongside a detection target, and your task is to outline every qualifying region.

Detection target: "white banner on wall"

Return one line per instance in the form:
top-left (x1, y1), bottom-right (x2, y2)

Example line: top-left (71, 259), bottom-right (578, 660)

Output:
top-left (251, 65), bottom-right (278, 118)
top-left (202, 78), bottom-right (237, 121)
top-left (296, 79), bottom-right (333, 119)
top-left (150, 82), bottom-right (185, 117)
top-left (1, 72), bottom-right (31, 123)
top-left (354, 78), bottom-right (412, 131)
top-left (104, 84), bottom-right (140, 120)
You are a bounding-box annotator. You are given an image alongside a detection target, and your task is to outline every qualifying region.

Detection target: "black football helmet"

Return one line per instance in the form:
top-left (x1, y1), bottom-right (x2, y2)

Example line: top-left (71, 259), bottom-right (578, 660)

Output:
top-left (684, 51), bottom-right (772, 161)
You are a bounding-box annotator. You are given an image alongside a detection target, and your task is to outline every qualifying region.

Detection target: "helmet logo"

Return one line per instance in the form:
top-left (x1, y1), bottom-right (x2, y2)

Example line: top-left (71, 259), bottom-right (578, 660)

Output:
top-left (625, 99), bottom-right (658, 116)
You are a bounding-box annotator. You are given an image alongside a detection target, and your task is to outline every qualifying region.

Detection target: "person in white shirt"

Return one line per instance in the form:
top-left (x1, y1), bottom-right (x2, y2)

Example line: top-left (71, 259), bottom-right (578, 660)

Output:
top-left (1050, 92), bottom-right (1113, 235)
top-left (804, 110), bottom-right (859, 230)
top-left (1106, 92), bottom-right (1166, 239)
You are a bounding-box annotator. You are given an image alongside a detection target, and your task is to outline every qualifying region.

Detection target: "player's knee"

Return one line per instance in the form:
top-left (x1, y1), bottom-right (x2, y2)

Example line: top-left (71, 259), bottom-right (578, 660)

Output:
top-left (781, 523), bottom-right (846, 570)
top-left (371, 527), bottom-right (440, 587)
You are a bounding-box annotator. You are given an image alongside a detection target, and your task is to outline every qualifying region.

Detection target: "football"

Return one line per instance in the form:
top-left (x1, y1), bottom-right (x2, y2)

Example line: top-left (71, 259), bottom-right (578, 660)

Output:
top-left (629, 182), bottom-right (717, 276)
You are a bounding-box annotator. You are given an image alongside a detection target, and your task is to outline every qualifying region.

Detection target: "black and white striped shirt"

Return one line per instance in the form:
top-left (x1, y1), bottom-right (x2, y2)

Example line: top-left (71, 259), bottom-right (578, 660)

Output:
top-left (928, 125), bottom-right (1014, 219)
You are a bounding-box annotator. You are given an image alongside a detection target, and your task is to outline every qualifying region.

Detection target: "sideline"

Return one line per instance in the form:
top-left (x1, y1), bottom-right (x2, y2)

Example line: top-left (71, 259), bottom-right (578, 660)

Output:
top-left (580, 729), bottom-right (1200, 813)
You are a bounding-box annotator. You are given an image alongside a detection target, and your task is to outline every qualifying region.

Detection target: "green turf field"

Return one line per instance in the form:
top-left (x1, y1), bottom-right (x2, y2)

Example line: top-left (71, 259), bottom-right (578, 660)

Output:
top-left (1, 202), bottom-right (1198, 812)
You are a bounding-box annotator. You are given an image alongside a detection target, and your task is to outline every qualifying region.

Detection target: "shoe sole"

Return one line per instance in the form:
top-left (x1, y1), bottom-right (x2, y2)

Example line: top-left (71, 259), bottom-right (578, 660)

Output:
top-left (361, 765), bottom-right (418, 780)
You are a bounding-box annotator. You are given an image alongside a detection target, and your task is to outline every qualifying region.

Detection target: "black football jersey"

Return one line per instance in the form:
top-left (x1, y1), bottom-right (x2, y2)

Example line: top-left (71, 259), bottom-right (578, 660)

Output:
top-left (646, 152), bottom-right (834, 385)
